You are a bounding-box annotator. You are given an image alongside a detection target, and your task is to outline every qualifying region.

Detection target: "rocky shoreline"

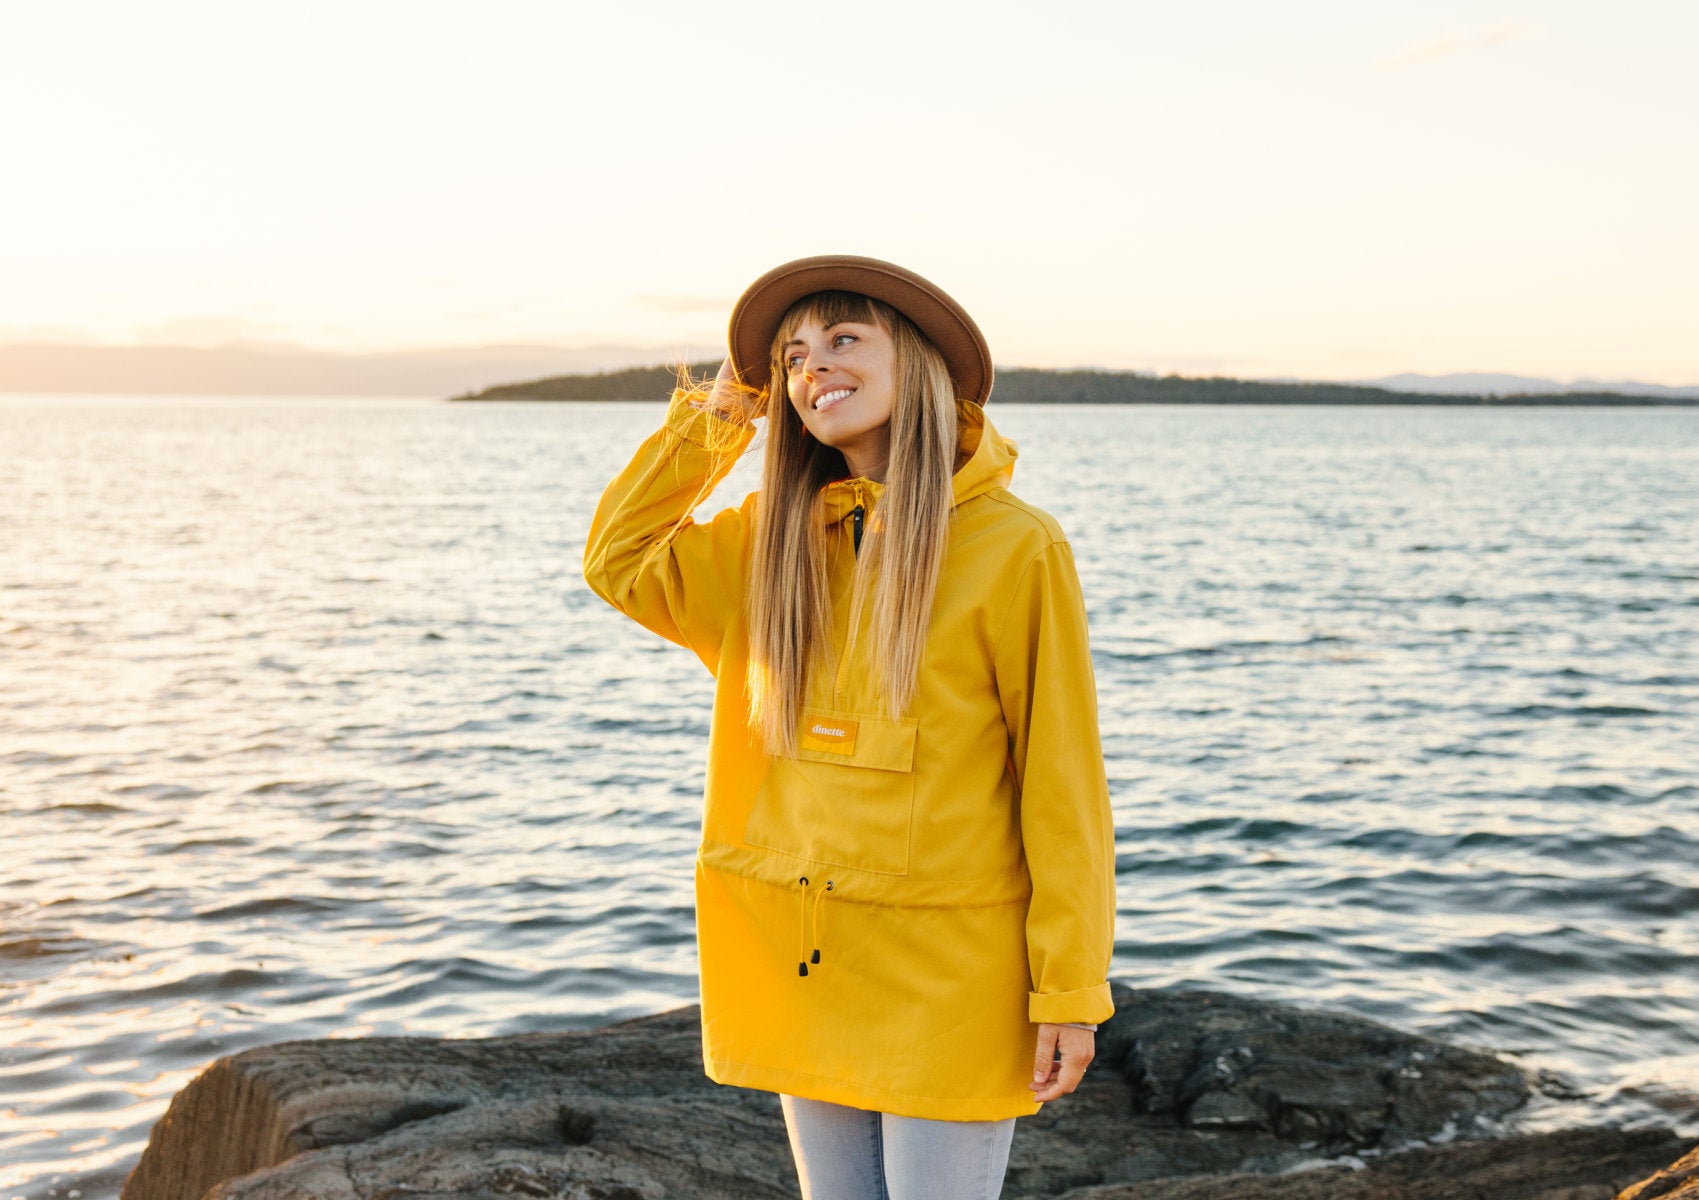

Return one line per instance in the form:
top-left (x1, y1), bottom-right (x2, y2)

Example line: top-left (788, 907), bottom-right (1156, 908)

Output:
top-left (122, 982), bottom-right (1695, 1200)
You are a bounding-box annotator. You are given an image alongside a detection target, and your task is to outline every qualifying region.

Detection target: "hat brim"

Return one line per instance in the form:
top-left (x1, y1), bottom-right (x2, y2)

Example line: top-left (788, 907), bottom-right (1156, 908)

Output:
top-left (728, 255), bottom-right (994, 406)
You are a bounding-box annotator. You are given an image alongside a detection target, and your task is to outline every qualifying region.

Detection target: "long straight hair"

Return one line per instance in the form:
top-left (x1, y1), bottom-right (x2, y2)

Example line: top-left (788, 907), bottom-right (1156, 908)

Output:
top-left (746, 291), bottom-right (959, 756)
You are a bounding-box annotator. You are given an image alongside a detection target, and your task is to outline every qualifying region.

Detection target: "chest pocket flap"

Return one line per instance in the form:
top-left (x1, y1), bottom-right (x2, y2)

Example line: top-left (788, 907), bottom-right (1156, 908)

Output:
top-left (744, 710), bottom-right (918, 876)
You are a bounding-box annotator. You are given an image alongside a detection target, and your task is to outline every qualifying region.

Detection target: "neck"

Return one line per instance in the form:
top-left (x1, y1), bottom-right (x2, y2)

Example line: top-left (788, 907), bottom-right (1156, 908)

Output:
top-left (838, 428), bottom-right (892, 484)
top-left (844, 452), bottom-right (888, 483)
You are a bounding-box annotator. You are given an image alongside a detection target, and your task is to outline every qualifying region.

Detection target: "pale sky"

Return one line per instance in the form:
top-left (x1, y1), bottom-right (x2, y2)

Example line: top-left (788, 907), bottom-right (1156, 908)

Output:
top-left (3, 0), bottom-right (1695, 384)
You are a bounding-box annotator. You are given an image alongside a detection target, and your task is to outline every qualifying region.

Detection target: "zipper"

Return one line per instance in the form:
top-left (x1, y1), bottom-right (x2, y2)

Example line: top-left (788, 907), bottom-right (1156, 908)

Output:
top-left (832, 480), bottom-right (868, 707)
top-left (846, 477), bottom-right (867, 558)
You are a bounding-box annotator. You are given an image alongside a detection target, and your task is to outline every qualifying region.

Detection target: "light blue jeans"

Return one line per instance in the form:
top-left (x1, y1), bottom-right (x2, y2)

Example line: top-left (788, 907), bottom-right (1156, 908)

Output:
top-left (780, 1093), bottom-right (1017, 1200)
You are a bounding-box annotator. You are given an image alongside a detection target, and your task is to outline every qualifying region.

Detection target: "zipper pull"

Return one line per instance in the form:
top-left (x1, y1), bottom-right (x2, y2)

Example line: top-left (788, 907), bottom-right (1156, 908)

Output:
top-left (852, 504), bottom-right (864, 555)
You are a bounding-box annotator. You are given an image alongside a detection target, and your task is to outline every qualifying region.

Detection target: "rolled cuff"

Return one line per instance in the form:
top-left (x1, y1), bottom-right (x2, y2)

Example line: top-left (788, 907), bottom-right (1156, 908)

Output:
top-left (1029, 983), bottom-right (1114, 1025)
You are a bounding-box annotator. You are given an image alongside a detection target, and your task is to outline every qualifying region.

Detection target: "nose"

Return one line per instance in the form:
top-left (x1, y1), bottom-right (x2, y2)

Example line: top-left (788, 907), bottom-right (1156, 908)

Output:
top-left (802, 345), bottom-right (831, 378)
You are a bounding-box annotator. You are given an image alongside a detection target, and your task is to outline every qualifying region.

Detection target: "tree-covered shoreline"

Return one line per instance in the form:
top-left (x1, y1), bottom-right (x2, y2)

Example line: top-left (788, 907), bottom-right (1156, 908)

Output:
top-left (450, 363), bottom-right (1694, 405)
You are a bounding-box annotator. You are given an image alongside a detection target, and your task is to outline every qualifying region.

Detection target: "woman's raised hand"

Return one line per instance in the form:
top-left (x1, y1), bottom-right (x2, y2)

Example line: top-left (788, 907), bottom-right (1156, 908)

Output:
top-left (694, 356), bottom-right (764, 423)
top-left (1029, 1023), bottom-right (1096, 1103)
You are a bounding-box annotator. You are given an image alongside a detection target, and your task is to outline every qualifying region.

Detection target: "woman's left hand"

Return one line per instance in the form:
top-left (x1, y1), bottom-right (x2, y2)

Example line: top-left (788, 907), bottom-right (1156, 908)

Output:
top-left (1029, 1023), bottom-right (1095, 1101)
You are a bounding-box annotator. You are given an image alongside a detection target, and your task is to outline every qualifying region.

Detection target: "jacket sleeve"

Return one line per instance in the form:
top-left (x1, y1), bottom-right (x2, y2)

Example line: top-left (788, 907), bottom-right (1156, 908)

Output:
top-left (582, 391), bottom-right (757, 671)
top-left (993, 537), bottom-right (1117, 1026)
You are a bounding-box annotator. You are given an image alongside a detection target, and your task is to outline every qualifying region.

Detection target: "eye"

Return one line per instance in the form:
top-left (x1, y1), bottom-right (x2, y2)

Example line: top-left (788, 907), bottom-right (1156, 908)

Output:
top-left (832, 333), bottom-right (857, 348)
top-left (785, 352), bottom-right (805, 370)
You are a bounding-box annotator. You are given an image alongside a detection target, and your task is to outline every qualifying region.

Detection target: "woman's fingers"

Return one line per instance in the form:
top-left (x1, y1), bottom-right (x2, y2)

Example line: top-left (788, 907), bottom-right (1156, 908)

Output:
top-left (703, 355), bottom-right (762, 421)
top-left (1046, 1046), bottom-right (1090, 1100)
top-left (708, 357), bottom-right (737, 408)
top-left (1030, 1025), bottom-right (1059, 1087)
top-left (1029, 1024), bottom-right (1095, 1102)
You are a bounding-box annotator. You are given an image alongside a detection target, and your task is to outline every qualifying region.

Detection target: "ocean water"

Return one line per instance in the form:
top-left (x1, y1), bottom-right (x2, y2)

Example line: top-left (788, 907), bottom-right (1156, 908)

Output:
top-left (1, 395), bottom-right (1695, 1198)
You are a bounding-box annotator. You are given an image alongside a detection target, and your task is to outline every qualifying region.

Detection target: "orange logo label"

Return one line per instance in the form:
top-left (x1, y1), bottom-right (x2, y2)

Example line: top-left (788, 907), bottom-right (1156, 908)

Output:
top-left (801, 716), bottom-right (859, 755)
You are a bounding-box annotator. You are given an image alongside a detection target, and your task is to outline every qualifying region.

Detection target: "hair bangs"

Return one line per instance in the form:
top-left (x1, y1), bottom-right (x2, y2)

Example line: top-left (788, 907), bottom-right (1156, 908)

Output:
top-left (776, 290), bottom-right (891, 347)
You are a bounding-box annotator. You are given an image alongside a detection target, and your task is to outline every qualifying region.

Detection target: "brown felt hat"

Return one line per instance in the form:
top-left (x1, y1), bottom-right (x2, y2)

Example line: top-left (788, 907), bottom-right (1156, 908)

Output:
top-left (728, 255), bottom-right (994, 406)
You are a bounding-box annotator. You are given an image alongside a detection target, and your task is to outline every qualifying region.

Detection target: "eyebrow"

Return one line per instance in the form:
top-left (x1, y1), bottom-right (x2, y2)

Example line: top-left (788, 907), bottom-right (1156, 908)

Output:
top-left (782, 322), bottom-right (857, 351)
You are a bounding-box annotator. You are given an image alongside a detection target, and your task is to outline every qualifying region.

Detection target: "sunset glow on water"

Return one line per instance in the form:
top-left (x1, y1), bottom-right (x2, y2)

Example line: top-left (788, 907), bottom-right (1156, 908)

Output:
top-left (2, 396), bottom-right (1696, 1197)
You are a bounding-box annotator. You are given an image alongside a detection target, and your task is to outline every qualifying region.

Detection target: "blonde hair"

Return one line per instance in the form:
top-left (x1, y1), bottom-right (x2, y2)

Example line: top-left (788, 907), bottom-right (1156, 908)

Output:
top-left (745, 291), bottom-right (960, 756)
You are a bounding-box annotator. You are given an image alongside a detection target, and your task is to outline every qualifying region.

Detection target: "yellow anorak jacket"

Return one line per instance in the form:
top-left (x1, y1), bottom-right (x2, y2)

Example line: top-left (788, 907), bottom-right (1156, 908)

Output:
top-left (583, 393), bottom-right (1115, 1120)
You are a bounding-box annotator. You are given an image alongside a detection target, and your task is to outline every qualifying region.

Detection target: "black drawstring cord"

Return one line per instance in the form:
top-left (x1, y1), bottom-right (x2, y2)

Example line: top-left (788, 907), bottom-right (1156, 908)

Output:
top-left (797, 876), bottom-right (835, 977)
top-left (811, 880), bottom-right (834, 966)
top-left (797, 876), bottom-right (810, 976)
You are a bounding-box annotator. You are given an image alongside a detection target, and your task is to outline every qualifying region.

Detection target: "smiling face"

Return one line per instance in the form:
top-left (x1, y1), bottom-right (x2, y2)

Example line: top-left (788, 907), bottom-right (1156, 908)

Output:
top-left (783, 313), bottom-right (898, 482)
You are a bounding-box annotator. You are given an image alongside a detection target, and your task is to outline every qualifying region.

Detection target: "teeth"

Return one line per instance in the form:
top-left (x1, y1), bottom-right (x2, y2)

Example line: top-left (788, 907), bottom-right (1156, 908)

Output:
top-left (815, 388), bottom-right (853, 408)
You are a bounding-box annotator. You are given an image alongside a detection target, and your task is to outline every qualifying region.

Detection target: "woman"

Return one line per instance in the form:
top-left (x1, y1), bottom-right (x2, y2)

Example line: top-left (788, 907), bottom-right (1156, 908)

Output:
top-left (584, 255), bottom-right (1115, 1199)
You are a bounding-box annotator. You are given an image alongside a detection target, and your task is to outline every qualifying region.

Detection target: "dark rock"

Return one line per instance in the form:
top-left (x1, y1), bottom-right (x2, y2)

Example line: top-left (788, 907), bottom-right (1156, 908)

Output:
top-left (1095, 985), bottom-right (1529, 1152)
top-left (118, 984), bottom-right (1672, 1200)
top-left (122, 1006), bottom-right (794, 1200)
top-left (1050, 1127), bottom-right (1690, 1199)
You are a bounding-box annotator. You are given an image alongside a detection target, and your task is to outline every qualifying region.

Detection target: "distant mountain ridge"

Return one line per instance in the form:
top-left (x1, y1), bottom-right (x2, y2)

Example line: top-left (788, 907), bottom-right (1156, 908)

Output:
top-left (1358, 372), bottom-right (1699, 399)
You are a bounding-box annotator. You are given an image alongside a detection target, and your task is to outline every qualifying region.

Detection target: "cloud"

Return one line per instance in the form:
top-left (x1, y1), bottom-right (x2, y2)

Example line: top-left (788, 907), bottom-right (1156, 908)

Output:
top-left (1326, 347), bottom-right (1404, 368)
top-left (130, 315), bottom-right (293, 347)
top-left (0, 322), bottom-right (101, 344)
top-left (632, 293), bottom-right (734, 314)
top-left (1001, 348), bottom-right (1254, 373)
top-left (1376, 20), bottom-right (1536, 72)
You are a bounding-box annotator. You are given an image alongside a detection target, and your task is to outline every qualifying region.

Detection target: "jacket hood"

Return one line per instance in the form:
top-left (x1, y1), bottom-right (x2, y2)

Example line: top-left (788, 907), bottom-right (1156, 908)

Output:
top-left (818, 400), bottom-right (1017, 521)
top-left (950, 399), bottom-right (1018, 505)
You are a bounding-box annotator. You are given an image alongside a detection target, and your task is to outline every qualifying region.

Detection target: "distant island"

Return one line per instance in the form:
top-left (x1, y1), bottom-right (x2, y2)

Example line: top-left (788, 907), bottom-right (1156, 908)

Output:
top-left (451, 363), bottom-right (1697, 405)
